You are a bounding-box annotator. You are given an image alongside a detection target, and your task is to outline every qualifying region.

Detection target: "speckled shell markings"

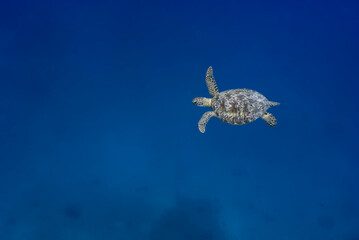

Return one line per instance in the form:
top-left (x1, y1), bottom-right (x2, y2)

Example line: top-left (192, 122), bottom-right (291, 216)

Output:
top-left (212, 89), bottom-right (270, 125)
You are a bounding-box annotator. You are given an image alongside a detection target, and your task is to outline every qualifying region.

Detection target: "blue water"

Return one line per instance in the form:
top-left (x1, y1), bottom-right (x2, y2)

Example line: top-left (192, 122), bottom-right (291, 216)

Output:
top-left (1, 0), bottom-right (359, 239)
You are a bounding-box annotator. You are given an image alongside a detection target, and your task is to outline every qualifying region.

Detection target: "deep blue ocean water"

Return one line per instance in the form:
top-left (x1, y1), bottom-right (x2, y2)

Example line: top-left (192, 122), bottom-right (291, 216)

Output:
top-left (1, 0), bottom-right (359, 239)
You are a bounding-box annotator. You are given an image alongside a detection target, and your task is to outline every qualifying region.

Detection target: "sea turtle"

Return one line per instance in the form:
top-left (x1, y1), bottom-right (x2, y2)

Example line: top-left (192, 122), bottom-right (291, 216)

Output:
top-left (192, 66), bottom-right (280, 133)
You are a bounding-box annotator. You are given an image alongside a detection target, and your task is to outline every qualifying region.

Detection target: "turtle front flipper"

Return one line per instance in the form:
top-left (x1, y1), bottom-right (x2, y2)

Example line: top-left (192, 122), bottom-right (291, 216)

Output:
top-left (206, 66), bottom-right (219, 97)
top-left (198, 111), bottom-right (217, 133)
top-left (261, 112), bottom-right (277, 127)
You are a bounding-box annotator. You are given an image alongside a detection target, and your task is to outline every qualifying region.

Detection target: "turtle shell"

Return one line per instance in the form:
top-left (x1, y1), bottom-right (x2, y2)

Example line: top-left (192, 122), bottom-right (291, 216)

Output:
top-left (212, 89), bottom-right (270, 125)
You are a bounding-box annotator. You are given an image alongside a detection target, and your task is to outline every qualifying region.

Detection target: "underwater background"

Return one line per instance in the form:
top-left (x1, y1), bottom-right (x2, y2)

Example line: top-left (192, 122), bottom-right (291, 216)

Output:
top-left (1, 0), bottom-right (359, 239)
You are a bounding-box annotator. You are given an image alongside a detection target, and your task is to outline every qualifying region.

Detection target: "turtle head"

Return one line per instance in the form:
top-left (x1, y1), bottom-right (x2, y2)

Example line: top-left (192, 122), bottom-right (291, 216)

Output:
top-left (192, 97), bottom-right (212, 107)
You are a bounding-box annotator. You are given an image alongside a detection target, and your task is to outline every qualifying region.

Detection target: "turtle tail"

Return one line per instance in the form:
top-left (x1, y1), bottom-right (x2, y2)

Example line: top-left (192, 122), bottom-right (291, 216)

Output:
top-left (269, 101), bottom-right (280, 106)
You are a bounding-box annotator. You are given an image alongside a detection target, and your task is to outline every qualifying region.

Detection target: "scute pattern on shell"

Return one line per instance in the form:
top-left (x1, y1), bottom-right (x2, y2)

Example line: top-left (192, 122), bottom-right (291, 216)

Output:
top-left (212, 89), bottom-right (270, 125)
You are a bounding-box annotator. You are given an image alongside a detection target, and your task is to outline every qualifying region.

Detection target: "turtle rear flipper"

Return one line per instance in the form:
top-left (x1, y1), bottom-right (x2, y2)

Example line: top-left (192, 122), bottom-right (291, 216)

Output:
top-left (198, 111), bottom-right (216, 133)
top-left (262, 112), bottom-right (277, 127)
top-left (206, 66), bottom-right (219, 97)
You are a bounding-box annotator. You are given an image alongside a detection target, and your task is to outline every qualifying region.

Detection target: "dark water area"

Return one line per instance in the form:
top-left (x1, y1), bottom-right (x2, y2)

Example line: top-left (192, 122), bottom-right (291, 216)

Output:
top-left (1, 0), bottom-right (358, 239)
